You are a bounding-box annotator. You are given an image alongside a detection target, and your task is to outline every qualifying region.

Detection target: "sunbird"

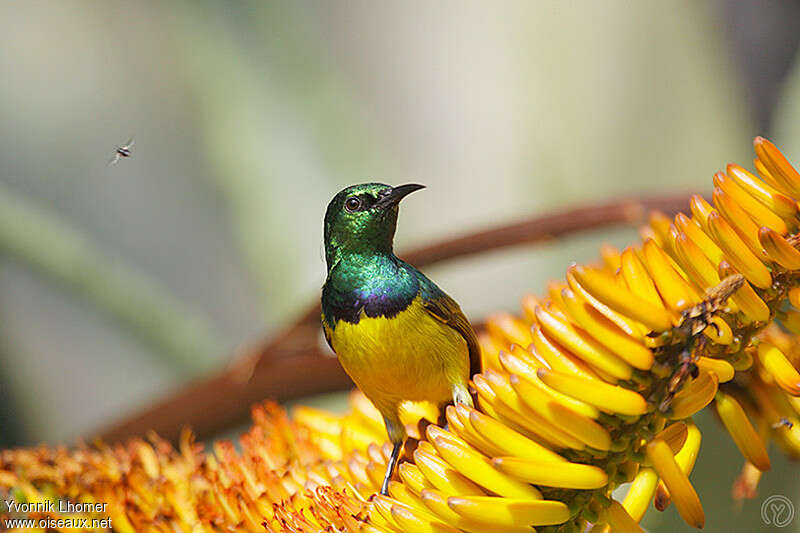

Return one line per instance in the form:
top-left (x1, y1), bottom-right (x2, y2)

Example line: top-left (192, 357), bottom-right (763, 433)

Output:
top-left (321, 183), bottom-right (480, 496)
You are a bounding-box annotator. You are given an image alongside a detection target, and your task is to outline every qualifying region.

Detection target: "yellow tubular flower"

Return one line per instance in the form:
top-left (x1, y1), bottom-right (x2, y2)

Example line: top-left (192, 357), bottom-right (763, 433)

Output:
top-left (718, 261), bottom-right (771, 323)
top-left (399, 463), bottom-right (433, 495)
top-left (521, 293), bottom-right (546, 323)
top-left (622, 467), bottom-right (659, 522)
top-left (476, 332), bottom-right (505, 372)
top-left (533, 305), bottom-right (633, 381)
top-left (655, 420), bottom-right (702, 510)
top-left (664, 225), bottom-right (705, 288)
top-left (707, 212), bottom-right (773, 289)
top-left (715, 392), bottom-right (771, 471)
top-left (500, 352), bottom-right (600, 419)
top-left (655, 422), bottom-right (688, 455)
top-left (447, 496), bottom-right (570, 527)
top-left (570, 265), bottom-right (673, 332)
top-left (675, 423), bottom-right (702, 475)
top-left (695, 356), bottom-right (735, 383)
top-left (675, 212), bottom-right (726, 266)
top-left (371, 494), bottom-right (404, 529)
top-left (446, 406), bottom-right (508, 459)
top-left (492, 456), bottom-right (608, 489)
top-left (753, 156), bottom-right (781, 189)
top-left (413, 446), bottom-right (485, 497)
top-left (510, 375), bottom-right (612, 450)
top-left (388, 481), bottom-right (429, 512)
top-left (713, 184), bottom-right (768, 256)
top-left (669, 371), bottom-right (719, 419)
top-left (600, 243), bottom-right (622, 273)
top-left (485, 313), bottom-right (531, 348)
top-left (648, 211), bottom-right (674, 250)
top-left (754, 136), bottom-right (800, 196)
top-left (472, 374), bottom-right (569, 450)
top-left (642, 238), bottom-right (701, 313)
top-left (428, 428), bottom-right (543, 499)
top-left (420, 488), bottom-right (528, 533)
top-left (536, 368), bottom-right (648, 416)
top-left (8, 137), bottom-right (800, 532)
top-left (481, 369), bottom-right (586, 449)
top-left (757, 342), bottom-right (800, 395)
top-left (726, 162), bottom-right (798, 222)
top-left (567, 266), bottom-right (647, 338)
top-left (673, 230), bottom-right (722, 292)
top-left (646, 440), bottom-right (705, 528)
top-left (715, 169), bottom-right (789, 233)
top-left (620, 246), bottom-right (667, 308)
top-left (758, 227), bottom-right (800, 269)
top-left (467, 411), bottom-right (564, 465)
top-left (390, 500), bottom-right (460, 533)
top-left (560, 288), bottom-right (654, 370)
top-left (689, 194), bottom-right (715, 231)
top-left (508, 342), bottom-right (549, 368)
top-left (604, 499), bottom-right (646, 533)
top-left (530, 325), bottom-right (603, 380)
top-left (548, 280), bottom-right (570, 312)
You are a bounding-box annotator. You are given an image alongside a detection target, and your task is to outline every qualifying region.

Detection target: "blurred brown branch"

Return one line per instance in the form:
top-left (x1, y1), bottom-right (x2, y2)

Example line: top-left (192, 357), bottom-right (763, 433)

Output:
top-left (98, 192), bottom-right (692, 443)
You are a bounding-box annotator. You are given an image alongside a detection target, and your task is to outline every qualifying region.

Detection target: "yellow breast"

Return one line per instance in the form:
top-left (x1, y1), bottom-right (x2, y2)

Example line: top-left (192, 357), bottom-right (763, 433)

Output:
top-left (328, 296), bottom-right (470, 412)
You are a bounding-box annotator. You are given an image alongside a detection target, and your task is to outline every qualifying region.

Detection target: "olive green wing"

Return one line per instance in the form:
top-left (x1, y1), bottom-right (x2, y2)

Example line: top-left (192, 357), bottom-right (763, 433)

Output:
top-left (421, 292), bottom-right (481, 379)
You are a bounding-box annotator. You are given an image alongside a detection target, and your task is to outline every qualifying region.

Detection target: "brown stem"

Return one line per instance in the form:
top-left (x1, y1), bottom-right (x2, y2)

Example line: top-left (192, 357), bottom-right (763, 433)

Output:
top-left (98, 192), bottom-right (692, 443)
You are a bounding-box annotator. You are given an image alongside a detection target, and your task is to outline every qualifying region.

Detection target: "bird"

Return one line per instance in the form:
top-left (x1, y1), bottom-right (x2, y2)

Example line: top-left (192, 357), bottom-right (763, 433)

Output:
top-left (321, 183), bottom-right (480, 496)
top-left (108, 137), bottom-right (134, 165)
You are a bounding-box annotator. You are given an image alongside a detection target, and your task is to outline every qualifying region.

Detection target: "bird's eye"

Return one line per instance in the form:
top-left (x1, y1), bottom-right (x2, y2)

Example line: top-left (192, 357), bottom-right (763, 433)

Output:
top-left (344, 197), bottom-right (362, 212)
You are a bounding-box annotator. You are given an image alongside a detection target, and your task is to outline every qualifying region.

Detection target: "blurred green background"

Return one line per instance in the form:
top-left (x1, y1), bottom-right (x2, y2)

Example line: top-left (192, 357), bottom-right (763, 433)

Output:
top-left (1, 1), bottom-right (800, 531)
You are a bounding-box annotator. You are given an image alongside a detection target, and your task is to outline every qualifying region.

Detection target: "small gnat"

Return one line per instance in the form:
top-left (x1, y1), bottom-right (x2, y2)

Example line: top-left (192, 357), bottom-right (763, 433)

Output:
top-left (108, 137), bottom-right (134, 165)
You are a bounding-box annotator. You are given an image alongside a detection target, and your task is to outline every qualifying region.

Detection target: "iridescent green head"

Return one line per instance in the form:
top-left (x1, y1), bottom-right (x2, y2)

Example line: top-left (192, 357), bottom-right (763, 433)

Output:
top-left (324, 182), bottom-right (425, 269)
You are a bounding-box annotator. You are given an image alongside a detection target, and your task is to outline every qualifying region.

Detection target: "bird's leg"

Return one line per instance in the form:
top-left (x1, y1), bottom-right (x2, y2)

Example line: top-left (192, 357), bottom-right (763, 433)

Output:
top-left (380, 440), bottom-right (403, 496)
top-left (380, 415), bottom-right (406, 496)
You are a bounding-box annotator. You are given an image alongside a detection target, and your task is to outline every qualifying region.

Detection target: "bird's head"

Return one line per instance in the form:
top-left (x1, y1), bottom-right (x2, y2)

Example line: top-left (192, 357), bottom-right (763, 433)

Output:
top-left (324, 182), bottom-right (425, 268)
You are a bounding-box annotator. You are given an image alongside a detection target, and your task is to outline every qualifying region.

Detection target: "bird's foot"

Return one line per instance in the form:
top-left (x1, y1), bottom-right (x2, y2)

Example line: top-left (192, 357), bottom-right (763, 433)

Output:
top-left (380, 440), bottom-right (403, 496)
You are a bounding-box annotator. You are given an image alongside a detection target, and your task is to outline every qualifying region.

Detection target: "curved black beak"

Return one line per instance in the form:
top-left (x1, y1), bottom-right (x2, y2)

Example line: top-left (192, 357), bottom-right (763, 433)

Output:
top-left (376, 183), bottom-right (426, 208)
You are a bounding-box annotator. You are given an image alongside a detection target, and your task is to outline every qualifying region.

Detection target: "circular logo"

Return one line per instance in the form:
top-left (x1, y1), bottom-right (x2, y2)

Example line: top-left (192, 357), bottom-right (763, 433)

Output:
top-left (762, 495), bottom-right (795, 528)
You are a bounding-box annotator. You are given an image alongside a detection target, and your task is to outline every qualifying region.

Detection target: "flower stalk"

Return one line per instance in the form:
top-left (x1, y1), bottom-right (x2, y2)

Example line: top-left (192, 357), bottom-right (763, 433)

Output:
top-left (3, 137), bottom-right (800, 531)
